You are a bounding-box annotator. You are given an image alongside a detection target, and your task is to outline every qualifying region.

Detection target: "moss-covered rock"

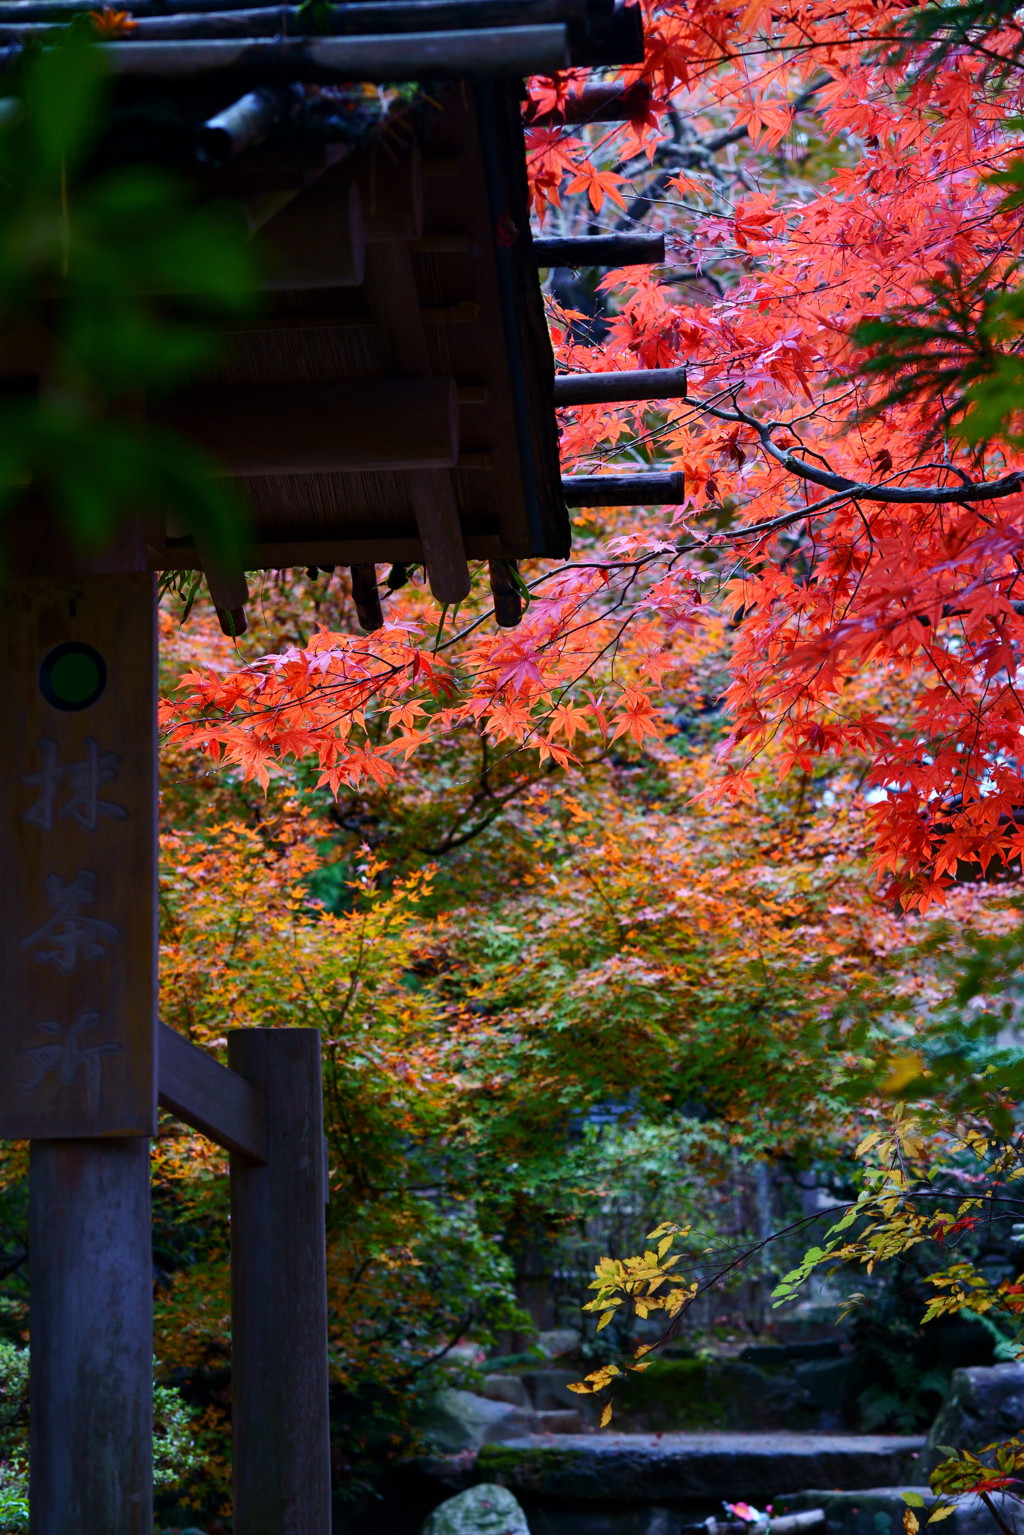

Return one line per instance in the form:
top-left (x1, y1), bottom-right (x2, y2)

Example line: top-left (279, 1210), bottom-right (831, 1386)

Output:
top-left (421, 1484), bottom-right (529, 1535)
top-left (612, 1358), bottom-right (821, 1432)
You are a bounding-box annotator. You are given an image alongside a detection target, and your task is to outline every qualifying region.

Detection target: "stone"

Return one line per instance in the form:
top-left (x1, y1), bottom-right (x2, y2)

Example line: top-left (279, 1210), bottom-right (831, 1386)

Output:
top-left (422, 1483), bottom-right (530, 1535)
top-left (536, 1330), bottom-right (579, 1360)
top-left (480, 1375), bottom-right (531, 1408)
top-left (613, 1359), bottom-right (816, 1433)
top-left (533, 1409), bottom-right (584, 1433)
top-left (920, 1364), bottom-right (1024, 1477)
top-left (471, 1432), bottom-right (925, 1506)
top-left (793, 1357), bottom-right (855, 1418)
top-left (740, 1340), bottom-right (843, 1367)
top-left (522, 1370), bottom-right (585, 1412)
top-left (776, 1487), bottom-right (1020, 1535)
top-left (424, 1389), bottom-right (534, 1455)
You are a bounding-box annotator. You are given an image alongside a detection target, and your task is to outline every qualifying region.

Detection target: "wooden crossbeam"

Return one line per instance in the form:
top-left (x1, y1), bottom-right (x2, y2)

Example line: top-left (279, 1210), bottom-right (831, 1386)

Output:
top-left (156, 533), bottom-right (504, 570)
top-left (554, 364), bottom-right (687, 405)
top-left (534, 231), bottom-right (666, 266)
top-left (158, 378), bottom-right (459, 476)
top-left (527, 81), bottom-right (651, 125)
top-left (0, 0), bottom-right (595, 29)
top-left (157, 1021), bottom-right (269, 1164)
top-left (96, 25), bottom-right (571, 78)
top-left (254, 177), bottom-right (364, 289)
top-left (562, 470), bottom-right (686, 505)
top-left (363, 242), bottom-right (471, 605)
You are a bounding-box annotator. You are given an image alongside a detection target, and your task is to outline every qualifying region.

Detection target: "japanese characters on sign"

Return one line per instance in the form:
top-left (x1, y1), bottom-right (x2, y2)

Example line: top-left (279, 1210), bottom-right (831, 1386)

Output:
top-left (0, 577), bottom-right (158, 1138)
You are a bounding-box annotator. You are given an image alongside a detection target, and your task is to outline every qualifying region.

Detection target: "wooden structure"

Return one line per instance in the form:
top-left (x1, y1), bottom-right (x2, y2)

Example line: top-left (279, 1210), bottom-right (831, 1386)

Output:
top-left (0, 1), bottom-right (701, 1531)
top-left (1, 0), bottom-right (688, 635)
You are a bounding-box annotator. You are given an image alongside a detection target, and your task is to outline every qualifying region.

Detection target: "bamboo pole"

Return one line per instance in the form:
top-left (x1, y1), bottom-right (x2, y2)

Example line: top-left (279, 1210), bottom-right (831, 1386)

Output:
top-left (96, 25), bottom-right (570, 78)
top-left (197, 86), bottom-right (300, 165)
top-left (553, 364), bottom-right (687, 405)
top-left (527, 81), bottom-right (651, 125)
top-left (0, 0), bottom-right (592, 27)
top-left (534, 231), bottom-right (666, 266)
top-left (562, 470), bottom-right (686, 505)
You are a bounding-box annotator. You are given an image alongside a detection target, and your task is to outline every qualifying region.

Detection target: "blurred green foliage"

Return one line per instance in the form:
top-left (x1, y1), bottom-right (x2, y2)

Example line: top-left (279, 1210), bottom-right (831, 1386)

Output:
top-left (0, 32), bottom-right (256, 571)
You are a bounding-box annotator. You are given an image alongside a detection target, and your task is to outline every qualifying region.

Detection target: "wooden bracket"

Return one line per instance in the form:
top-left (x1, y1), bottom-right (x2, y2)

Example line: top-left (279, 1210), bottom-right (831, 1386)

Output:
top-left (363, 242), bottom-right (471, 605)
top-left (157, 1020), bottom-right (269, 1164)
top-left (349, 564), bottom-right (384, 632)
top-left (200, 560), bottom-right (250, 637)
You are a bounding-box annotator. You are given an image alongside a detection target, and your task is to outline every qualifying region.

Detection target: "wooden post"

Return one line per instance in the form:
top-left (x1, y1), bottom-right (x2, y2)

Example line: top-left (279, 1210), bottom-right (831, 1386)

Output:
top-left (29, 1137), bottom-right (153, 1535)
top-left (0, 571), bottom-right (158, 1535)
top-left (228, 1028), bottom-right (330, 1535)
top-left (0, 574), bottom-right (158, 1140)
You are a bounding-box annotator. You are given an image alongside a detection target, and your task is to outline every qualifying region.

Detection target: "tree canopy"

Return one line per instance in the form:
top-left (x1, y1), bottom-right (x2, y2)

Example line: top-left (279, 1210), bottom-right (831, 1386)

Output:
top-left (157, 0), bottom-right (1024, 909)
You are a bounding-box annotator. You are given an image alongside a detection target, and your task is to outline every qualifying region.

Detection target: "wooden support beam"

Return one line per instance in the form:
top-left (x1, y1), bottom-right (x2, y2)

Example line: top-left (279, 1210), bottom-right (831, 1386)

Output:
top-left (0, 0), bottom-right (592, 30)
top-left (569, 0), bottom-right (644, 65)
top-left (411, 230), bottom-right (470, 255)
top-left (200, 561), bottom-right (250, 637)
top-left (229, 1029), bottom-right (330, 1535)
top-left (0, 574), bottom-right (158, 1140)
top-left (349, 564), bottom-right (384, 633)
top-left (553, 364), bottom-right (687, 406)
top-left (488, 558), bottom-right (523, 628)
top-left (98, 25), bottom-right (571, 79)
top-left (197, 85), bottom-right (298, 165)
top-left (30, 1137), bottom-right (153, 1535)
top-left (253, 177), bottom-right (364, 289)
top-left (351, 140), bottom-right (424, 243)
top-left (208, 300), bottom-right (480, 335)
top-left (158, 378), bottom-right (460, 476)
top-left (562, 470), bottom-right (686, 505)
top-left (534, 231), bottom-right (666, 266)
top-left (157, 1021), bottom-right (268, 1164)
top-left (527, 81), bottom-right (651, 125)
top-left (362, 242), bottom-right (471, 606)
top-left (156, 532), bottom-right (504, 571)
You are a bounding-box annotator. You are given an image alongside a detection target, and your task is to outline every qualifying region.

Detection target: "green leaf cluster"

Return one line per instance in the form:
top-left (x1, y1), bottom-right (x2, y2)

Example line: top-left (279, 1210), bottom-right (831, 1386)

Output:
top-left (0, 33), bottom-right (257, 571)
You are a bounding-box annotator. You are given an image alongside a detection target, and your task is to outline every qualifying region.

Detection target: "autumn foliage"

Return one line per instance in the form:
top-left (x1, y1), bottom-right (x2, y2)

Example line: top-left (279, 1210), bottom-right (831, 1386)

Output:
top-left (155, 0), bottom-right (1024, 908)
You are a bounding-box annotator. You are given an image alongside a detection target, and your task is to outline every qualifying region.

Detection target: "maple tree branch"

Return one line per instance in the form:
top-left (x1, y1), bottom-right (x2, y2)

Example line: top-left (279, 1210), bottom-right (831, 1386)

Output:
top-left (701, 396), bottom-right (1024, 504)
top-left (979, 1492), bottom-right (1018, 1535)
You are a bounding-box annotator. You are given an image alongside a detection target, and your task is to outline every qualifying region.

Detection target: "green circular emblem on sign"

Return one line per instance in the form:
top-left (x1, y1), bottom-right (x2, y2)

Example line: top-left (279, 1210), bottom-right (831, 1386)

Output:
top-left (39, 642), bottom-right (107, 712)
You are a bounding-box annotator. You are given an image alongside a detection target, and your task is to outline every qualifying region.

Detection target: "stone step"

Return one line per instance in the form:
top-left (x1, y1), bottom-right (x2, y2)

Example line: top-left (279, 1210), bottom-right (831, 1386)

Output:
top-left (467, 1432), bottom-right (926, 1507)
top-left (775, 1488), bottom-right (1018, 1535)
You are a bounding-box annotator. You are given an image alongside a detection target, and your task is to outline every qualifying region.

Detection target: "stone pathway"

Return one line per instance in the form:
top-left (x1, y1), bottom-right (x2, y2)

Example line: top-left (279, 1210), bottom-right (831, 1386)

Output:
top-left (422, 1431), bottom-right (925, 1535)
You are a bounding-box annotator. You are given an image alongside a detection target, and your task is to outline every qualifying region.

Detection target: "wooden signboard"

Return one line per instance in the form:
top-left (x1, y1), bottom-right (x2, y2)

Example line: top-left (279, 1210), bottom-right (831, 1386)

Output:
top-left (0, 574), bottom-right (158, 1138)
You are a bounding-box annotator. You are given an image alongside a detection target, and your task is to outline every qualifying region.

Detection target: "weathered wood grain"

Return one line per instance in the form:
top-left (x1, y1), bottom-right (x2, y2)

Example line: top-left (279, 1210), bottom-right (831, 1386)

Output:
top-left (553, 364), bottom-right (688, 406)
top-left (159, 378), bottom-right (459, 476)
top-left (362, 242), bottom-right (471, 604)
top-left (254, 178), bottom-right (365, 289)
top-left (156, 532), bottom-right (504, 570)
top-left (229, 1028), bottom-right (331, 1535)
top-left (562, 470), bottom-right (686, 505)
top-left (30, 1137), bottom-right (153, 1535)
top-left (533, 231), bottom-right (666, 266)
top-left (157, 1021), bottom-right (268, 1163)
top-left (97, 25), bottom-right (571, 78)
top-left (0, 575), bottom-right (157, 1138)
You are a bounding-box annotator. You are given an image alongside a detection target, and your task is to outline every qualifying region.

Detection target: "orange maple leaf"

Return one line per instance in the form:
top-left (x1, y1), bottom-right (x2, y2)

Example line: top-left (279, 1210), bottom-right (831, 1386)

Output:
top-left (90, 7), bottom-right (138, 35)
